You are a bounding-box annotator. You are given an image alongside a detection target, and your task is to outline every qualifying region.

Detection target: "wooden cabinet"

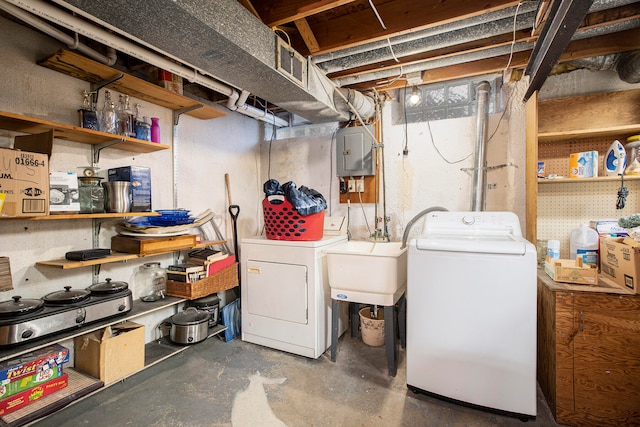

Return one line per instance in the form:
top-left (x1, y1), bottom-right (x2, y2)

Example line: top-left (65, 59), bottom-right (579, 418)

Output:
top-left (538, 273), bottom-right (640, 426)
top-left (528, 88), bottom-right (640, 426)
top-left (525, 88), bottom-right (640, 245)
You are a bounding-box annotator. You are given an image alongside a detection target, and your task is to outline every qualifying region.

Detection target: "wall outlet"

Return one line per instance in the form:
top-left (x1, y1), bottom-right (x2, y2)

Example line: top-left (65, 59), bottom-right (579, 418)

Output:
top-left (348, 178), bottom-right (364, 193)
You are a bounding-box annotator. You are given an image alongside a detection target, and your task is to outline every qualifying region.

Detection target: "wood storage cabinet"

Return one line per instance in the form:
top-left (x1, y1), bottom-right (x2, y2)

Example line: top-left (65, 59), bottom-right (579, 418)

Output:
top-left (537, 273), bottom-right (640, 426)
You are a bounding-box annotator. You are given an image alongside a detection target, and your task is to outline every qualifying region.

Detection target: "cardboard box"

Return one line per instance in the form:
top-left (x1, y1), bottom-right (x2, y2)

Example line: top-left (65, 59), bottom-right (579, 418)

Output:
top-left (14, 130), bottom-right (53, 158)
top-left (107, 166), bottom-right (151, 212)
top-left (600, 237), bottom-right (640, 293)
top-left (569, 151), bottom-right (598, 178)
top-left (0, 344), bottom-right (69, 384)
top-left (49, 171), bottom-right (80, 213)
top-left (74, 321), bottom-right (145, 384)
top-left (0, 365), bottom-right (63, 400)
top-left (0, 374), bottom-right (68, 416)
top-left (544, 257), bottom-right (598, 285)
top-left (157, 69), bottom-right (183, 95)
top-left (589, 219), bottom-right (627, 236)
top-left (0, 147), bottom-right (49, 217)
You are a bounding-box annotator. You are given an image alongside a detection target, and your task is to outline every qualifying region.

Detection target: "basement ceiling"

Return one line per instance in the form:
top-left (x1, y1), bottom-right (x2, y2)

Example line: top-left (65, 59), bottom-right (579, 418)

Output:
top-left (3, 0), bottom-right (639, 123)
top-left (242, 0), bottom-right (640, 92)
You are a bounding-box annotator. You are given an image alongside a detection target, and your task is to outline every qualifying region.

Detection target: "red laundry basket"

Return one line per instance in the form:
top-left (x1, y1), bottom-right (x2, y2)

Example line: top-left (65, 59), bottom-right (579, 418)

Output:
top-left (262, 196), bottom-right (324, 241)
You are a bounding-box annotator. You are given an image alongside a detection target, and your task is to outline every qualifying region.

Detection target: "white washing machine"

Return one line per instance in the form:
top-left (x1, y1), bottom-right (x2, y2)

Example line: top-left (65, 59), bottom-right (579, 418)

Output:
top-left (407, 211), bottom-right (537, 418)
top-left (241, 234), bottom-right (348, 358)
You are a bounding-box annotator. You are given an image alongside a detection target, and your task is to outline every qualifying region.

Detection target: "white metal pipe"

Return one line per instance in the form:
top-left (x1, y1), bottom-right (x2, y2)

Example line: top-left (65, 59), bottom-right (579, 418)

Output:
top-left (471, 81), bottom-right (491, 212)
top-left (5, 0), bottom-right (287, 127)
top-left (0, 0), bottom-right (114, 65)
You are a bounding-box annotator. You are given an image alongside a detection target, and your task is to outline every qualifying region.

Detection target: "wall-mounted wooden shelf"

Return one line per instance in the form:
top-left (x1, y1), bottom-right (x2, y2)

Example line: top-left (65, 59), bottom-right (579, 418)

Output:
top-left (538, 124), bottom-right (640, 142)
top-left (0, 212), bottom-right (160, 221)
top-left (0, 110), bottom-right (170, 152)
top-left (35, 239), bottom-right (228, 269)
top-left (38, 49), bottom-right (226, 121)
top-left (538, 175), bottom-right (640, 184)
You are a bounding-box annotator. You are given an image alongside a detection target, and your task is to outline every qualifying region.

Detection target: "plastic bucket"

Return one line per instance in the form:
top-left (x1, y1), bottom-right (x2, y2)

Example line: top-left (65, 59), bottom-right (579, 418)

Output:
top-left (359, 307), bottom-right (385, 347)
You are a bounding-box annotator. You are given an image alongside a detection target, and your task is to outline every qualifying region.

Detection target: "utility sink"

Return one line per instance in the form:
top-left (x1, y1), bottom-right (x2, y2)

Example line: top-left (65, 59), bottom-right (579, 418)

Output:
top-left (325, 241), bottom-right (407, 306)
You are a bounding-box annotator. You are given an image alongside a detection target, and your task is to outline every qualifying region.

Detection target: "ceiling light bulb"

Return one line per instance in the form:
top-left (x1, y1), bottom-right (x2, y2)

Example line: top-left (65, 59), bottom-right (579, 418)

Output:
top-left (407, 86), bottom-right (422, 106)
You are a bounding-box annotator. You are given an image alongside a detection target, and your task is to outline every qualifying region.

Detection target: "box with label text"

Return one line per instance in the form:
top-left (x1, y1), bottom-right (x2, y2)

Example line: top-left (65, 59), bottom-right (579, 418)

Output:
top-left (108, 166), bottom-right (151, 212)
top-left (0, 148), bottom-right (49, 217)
top-left (569, 151), bottom-right (598, 178)
top-left (0, 344), bottom-right (69, 384)
top-left (49, 171), bottom-right (80, 213)
top-left (0, 373), bottom-right (68, 416)
top-left (600, 237), bottom-right (640, 293)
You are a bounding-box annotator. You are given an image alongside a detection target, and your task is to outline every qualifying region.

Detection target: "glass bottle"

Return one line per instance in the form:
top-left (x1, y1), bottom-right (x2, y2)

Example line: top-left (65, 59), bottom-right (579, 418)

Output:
top-left (78, 90), bottom-right (99, 130)
top-left (150, 117), bottom-right (160, 143)
top-left (100, 90), bottom-right (118, 134)
top-left (123, 95), bottom-right (135, 137)
top-left (136, 262), bottom-right (167, 302)
top-left (117, 94), bottom-right (126, 136)
top-left (77, 177), bottom-right (105, 213)
top-left (134, 105), bottom-right (150, 141)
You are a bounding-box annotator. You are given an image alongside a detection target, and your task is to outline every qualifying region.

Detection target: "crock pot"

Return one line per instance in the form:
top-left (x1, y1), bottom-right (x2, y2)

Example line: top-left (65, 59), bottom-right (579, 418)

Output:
top-left (169, 307), bottom-right (210, 345)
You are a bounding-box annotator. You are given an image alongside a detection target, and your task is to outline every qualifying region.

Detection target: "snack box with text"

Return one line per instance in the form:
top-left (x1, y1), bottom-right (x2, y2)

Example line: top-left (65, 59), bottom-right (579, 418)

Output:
top-left (0, 374), bottom-right (68, 416)
top-left (0, 344), bottom-right (69, 384)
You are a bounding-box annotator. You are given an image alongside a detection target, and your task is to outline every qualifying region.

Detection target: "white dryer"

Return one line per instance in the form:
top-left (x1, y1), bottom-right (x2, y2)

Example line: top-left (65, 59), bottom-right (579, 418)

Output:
top-left (406, 211), bottom-right (536, 418)
top-left (241, 234), bottom-right (348, 358)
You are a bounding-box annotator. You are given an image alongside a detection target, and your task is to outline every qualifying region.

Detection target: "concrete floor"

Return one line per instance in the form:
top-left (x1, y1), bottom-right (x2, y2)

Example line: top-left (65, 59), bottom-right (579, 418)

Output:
top-left (34, 334), bottom-right (565, 427)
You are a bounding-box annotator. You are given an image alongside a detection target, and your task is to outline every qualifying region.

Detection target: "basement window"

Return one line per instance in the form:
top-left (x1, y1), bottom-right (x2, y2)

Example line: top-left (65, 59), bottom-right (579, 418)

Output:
top-left (395, 76), bottom-right (503, 124)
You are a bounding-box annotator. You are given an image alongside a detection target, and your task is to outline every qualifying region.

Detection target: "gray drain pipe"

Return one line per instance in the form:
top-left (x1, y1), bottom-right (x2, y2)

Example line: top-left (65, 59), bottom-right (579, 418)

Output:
top-left (471, 81), bottom-right (491, 212)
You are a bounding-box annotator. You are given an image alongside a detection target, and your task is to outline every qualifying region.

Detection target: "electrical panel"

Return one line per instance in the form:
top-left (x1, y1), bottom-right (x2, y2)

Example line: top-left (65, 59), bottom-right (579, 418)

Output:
top-left (336, 125), bottom-right (375, 177)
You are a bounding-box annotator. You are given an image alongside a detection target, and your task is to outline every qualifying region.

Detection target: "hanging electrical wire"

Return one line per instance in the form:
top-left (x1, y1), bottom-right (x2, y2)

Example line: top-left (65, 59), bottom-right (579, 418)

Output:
top-left (504, 1), bottom-right (524, 72)
top-left (368, 0), bottom-right (387, 30)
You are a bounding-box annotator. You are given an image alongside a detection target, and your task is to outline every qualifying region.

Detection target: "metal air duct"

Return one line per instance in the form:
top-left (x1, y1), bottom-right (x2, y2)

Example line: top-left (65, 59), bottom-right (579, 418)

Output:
top-left (49, 0), bottom-right (355, 124)
top-left (471, 81), bottom-right (491, 212)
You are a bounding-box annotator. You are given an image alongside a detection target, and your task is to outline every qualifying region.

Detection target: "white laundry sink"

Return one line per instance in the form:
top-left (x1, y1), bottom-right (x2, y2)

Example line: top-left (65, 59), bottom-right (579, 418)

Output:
top-left (325, 241), bottom-right (407, 305)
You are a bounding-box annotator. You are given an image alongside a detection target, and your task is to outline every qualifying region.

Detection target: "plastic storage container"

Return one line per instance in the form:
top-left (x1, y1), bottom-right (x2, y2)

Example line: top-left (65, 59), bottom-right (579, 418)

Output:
top-left (547, 240), bottom-right (560, 260)
top-left (570, 224), bottom-right (599, 266)
top-left (136, 262), bottom-right (167, 302)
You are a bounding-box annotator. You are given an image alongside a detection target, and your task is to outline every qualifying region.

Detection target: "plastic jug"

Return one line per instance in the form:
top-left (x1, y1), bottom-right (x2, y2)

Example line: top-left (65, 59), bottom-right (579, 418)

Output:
top-left (570, 224), bottom-right (599, 266)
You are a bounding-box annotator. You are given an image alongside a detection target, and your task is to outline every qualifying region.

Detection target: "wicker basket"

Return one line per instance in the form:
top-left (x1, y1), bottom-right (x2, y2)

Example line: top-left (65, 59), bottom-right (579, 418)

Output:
top-left (166, 263), bottom-right (238, 300)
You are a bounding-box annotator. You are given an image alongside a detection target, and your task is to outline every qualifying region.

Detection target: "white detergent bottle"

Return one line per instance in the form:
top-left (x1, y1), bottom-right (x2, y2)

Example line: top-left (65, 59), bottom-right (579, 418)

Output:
top-left (570, 224), bottom-right (599, 266)
top-left (605, 139), bottom-right (627, 176)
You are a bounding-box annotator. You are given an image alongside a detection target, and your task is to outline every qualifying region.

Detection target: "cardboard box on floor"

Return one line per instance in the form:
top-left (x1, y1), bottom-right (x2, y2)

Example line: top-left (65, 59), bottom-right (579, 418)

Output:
top-left (74, 321), bottom-right (145, 385)
top-left (600, 237), bottom-right (640, 294)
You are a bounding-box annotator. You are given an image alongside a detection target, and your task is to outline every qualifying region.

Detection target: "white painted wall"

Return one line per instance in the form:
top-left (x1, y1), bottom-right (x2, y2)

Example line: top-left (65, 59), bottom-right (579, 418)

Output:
top-left (0, 17), bottom-right (262, 345)
top-left (262, 78), bottom-right (530, 243)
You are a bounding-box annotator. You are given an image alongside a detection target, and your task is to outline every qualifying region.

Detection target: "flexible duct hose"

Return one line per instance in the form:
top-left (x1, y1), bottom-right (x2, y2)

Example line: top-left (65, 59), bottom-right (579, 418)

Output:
top-left (400, 206), bottom-right (448, 249)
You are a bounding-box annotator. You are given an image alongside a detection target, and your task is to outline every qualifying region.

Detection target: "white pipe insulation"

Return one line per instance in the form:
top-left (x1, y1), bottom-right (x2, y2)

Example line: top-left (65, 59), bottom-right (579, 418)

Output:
top-left (3, 0), bottom-right (289, 127)
top-left (0, 0), bottom-right (115, 65)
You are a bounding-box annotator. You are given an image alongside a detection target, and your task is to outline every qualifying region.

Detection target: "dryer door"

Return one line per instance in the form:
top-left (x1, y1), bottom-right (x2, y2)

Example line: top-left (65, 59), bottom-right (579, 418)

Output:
top-left (246, 260), bottom-right (308, 324)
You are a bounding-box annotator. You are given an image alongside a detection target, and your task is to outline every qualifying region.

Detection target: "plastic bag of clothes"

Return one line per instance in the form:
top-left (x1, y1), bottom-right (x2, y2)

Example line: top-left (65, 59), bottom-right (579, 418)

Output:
top-left (263, 179), bottom-right (327, 216)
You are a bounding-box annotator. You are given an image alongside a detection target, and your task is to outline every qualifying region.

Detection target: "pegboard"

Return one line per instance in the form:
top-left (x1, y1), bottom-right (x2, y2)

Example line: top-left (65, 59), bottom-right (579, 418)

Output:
top-left (537, 179), bottom-right (639, 258)
top-left (538, 137), bottom-right (617, 178)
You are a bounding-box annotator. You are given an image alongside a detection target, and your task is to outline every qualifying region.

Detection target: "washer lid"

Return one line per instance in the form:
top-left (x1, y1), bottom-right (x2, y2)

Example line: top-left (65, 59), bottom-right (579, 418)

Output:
top-left (415, 234), bottom-right (528, 255)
